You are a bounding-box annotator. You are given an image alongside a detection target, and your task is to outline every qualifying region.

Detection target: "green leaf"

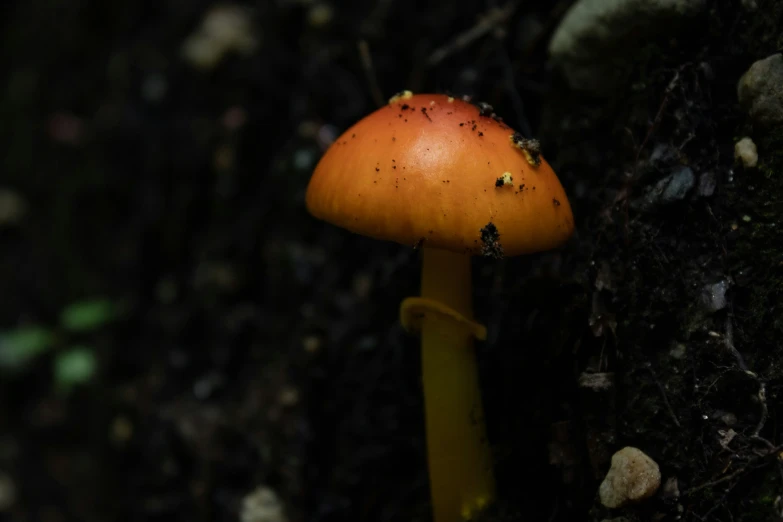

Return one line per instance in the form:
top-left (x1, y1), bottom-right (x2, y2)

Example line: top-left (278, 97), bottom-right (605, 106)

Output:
top-left (59, 298), bottom-right (116, 332)
top-left (54, 346), bottom-right (97, 393)
top-left (0, 326), bottom-right (55, 370)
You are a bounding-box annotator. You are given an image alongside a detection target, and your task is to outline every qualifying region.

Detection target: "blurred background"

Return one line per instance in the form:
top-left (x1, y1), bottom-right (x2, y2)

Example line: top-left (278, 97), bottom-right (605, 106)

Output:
top-left (1, 1), bottom-right (783, 521)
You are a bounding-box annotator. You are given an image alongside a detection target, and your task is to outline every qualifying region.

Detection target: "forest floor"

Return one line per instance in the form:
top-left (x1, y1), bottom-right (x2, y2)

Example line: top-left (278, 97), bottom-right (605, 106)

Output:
top-left (1, 1), bottom-right (782, 521)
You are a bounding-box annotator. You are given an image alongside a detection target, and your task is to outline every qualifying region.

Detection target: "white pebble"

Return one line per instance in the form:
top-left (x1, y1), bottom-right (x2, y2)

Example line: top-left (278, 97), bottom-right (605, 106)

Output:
top-left (240, 486), bottom-right (287, 522)
top-left (734, 137), bottom-right (758, 168)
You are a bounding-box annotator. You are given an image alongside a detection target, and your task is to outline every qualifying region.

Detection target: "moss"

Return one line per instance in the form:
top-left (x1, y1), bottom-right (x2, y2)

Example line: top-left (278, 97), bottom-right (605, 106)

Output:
top-left (735, 468), bottom-right (781, 522)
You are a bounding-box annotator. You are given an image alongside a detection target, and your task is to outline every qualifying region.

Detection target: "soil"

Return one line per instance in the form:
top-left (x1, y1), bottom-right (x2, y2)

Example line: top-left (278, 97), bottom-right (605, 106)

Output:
top-left (1, 1), bottom-right (782, 522)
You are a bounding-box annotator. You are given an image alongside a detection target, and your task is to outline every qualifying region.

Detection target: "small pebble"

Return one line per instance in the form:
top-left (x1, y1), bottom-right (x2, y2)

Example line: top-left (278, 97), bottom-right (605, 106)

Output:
top-left (632, 166), bottom-right (694, 210)
top-left (599, 447), bottom-right (661, 508)
top-left (700, 280), bottom-right (728, 313)
top-left (669, 343), bottom-right (687, 360)
top-left (578, 372), bottom-right (614, 391)
top-left (697, 171), bottom-right (716, 197)
top-left (240, 486), bottom-right (287, 522)
top-left (734, 137), bottom-right (758, 168)
top-left (293, 149), bottom-right (316, 171)
top-left (182, 5), bottom-right (258, 70)
top-left (661, 476), bottom-right (680, 499)
top-left (719, 411), bottom-right (738, 426)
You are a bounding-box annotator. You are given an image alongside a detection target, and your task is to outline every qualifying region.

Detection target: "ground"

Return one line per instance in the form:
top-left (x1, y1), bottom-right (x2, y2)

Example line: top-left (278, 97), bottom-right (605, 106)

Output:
top-left (0, 1), bottom-right (782, 521)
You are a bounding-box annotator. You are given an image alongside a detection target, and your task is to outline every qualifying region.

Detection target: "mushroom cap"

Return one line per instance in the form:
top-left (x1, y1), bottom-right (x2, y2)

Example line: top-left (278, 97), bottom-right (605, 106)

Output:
top-left (305, 94), bottom-right (574, 257)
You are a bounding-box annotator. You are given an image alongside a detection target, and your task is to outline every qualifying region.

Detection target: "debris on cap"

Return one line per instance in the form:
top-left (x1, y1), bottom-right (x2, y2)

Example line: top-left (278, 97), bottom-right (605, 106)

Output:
top-left (599, 446), bottom-right (661, 508)
top-left (495, 172), bottom-right (513, 187)
top-left (509, 134), bottom-right (541, 166)
top-left (734, 137), bottom-right (758, 168)
top-left (479, 222), bottom-right (504, 259)
top-left (388, 90), bottom-right (413, 104)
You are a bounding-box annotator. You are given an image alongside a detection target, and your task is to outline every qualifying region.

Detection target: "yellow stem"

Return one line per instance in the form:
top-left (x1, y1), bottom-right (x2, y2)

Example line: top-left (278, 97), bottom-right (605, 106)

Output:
top-left (420, 247), bottom-right (494, 522)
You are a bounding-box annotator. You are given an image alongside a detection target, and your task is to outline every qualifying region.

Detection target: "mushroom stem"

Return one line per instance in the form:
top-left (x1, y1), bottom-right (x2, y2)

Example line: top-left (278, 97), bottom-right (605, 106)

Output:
top-left (419, 247), bottom-right (494, 522)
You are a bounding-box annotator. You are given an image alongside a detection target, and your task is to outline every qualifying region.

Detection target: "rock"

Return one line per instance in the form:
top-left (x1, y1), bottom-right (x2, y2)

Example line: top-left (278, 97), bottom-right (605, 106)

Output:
top-left (717, 428), bottom-right (737, 450)
top-left (599, 447), bottom-right (661, 508)
top-left (661, 476), bottom-right (680, 499)
top-left (181, 5), bottom-right (258, 71)
top-left (649, 143), bottom-right (679, 168)
top-left (699, 280), bottom-right (728, 313)
top-left (632, 166), bottom-right (695, 210)
top-left (578, 372), bottom-right (615, 391)
top-left (657, 166), bottom-right (695, 202)
top-left (697, 171), bottom-right (716, 197)
top-left (734, 137), bottom-right (758, 168)
top-left (548, 0), bottom-right (706, 94)
top-left (240, 486), bottom-right (287, 522)
top-left (669, 343), bottom-right (687, 360)
top-left (717, 411), bottom-right (737, 426)
top-left (738, 54), bottom-right (783, 129)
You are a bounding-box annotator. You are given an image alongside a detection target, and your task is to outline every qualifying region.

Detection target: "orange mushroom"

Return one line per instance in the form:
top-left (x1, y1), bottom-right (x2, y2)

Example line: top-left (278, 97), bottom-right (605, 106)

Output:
top-left (306, 93), bottom-right (574, 522)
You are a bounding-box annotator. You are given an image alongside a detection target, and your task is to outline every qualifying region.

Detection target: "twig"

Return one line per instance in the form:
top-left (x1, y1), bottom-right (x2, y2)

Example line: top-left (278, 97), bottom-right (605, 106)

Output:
top-left (724, 315), bottom-right (768, 437)
top-left (685, 442), bottom-right (783, 496)
top-left (358, 40), bottom-right (385, 108)
top-left (685, 317), bottom-right (780, 501)
top-left (632, 66), bottom-right (686, 169)
top-left (753, 381), bottom-right (768, 438)
top-left (723, 315), bottom-right (748, 372)
top-left (645, 363), bottom-right (681, 428)
top-left (696, 486), bottom-right (733, 521)
top-left (427, 2), bottom-right (517, 67)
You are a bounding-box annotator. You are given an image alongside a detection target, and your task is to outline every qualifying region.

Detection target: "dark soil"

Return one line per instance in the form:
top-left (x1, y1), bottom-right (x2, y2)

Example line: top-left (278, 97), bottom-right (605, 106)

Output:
top-left (1, 1), bottom-right (782, 522)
